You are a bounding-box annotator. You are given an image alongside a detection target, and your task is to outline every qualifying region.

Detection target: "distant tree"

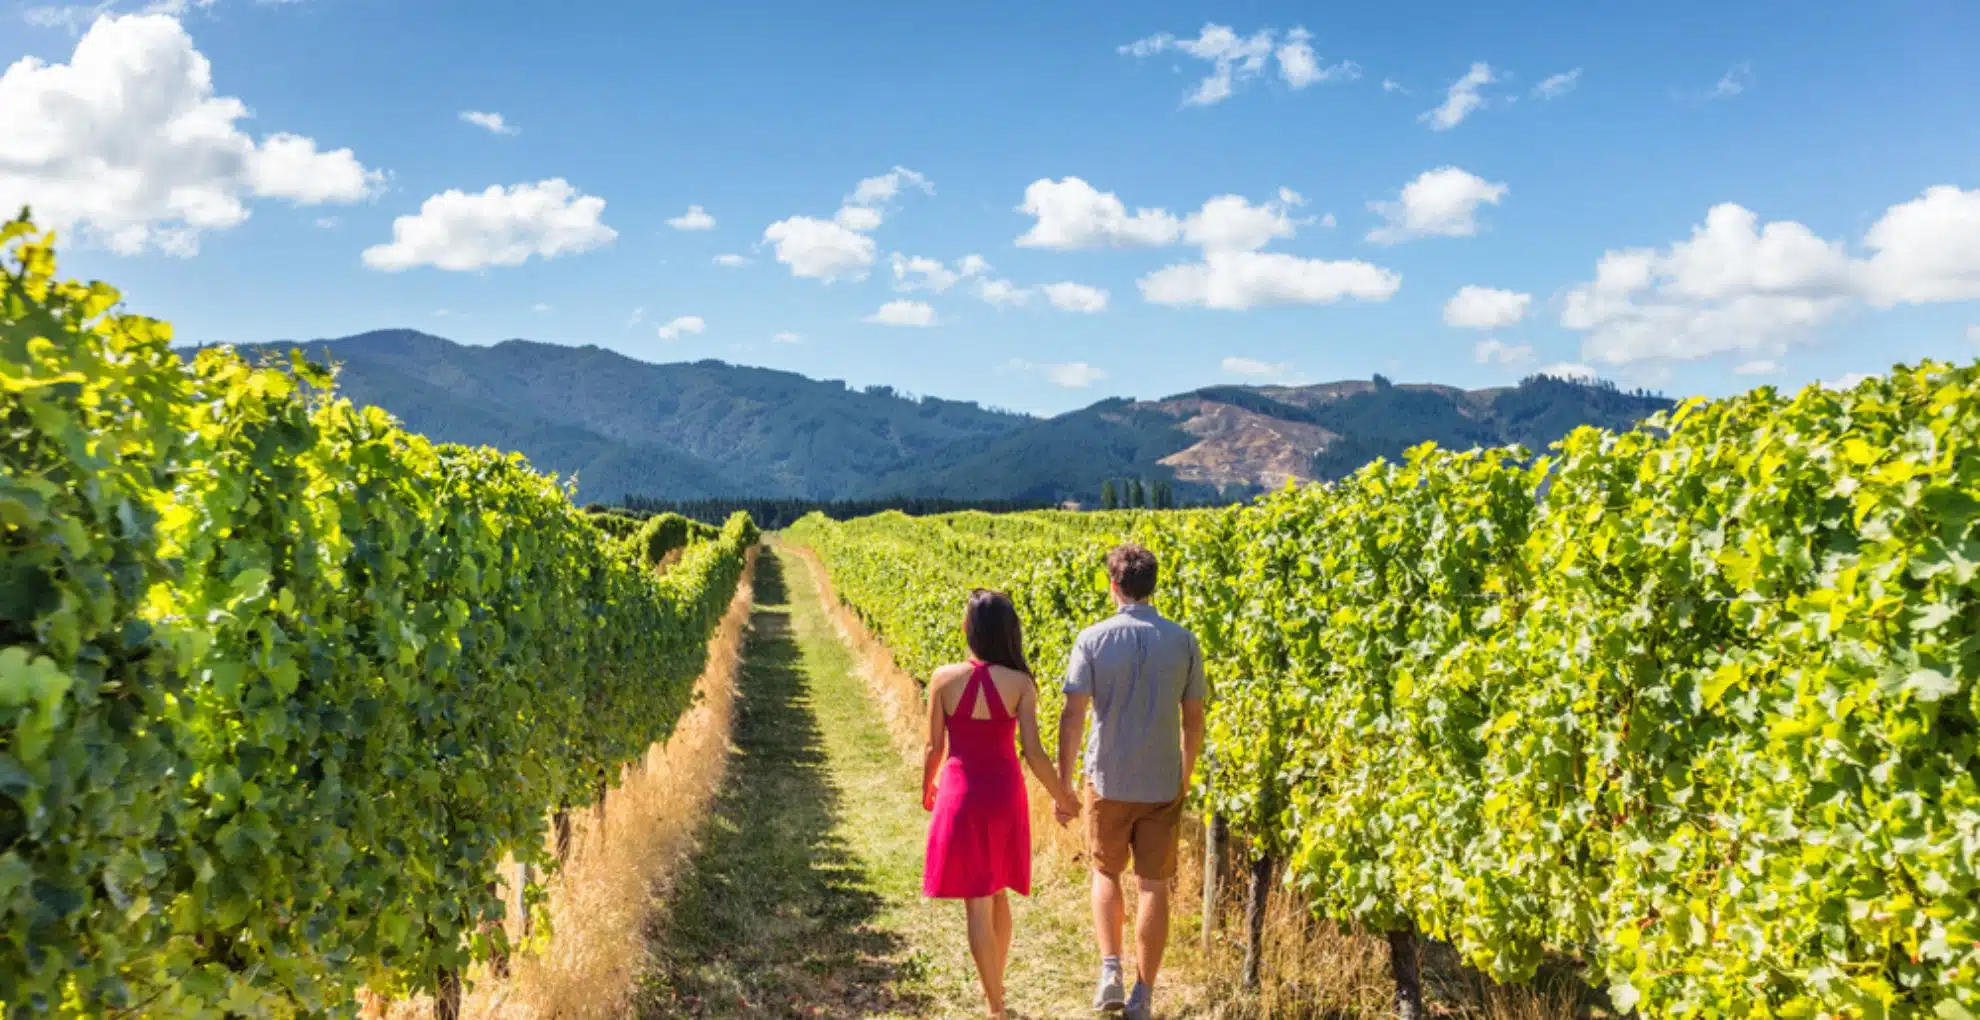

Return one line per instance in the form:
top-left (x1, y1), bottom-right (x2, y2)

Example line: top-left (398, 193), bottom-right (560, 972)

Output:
top-left (1152, 480), bottom-right (1174, 509)
top-left (1128, 478), bottom-right (1145, 508)
top-left (1373, 373), bottom-right (1394, 391)
top-left (1100, 479), bottom-right (1119, 510)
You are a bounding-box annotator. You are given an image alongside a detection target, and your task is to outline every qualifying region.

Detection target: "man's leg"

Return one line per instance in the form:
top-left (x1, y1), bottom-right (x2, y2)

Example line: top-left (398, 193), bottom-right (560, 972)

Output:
top-left (1087, 789), bottom-right (1130, 1011)
top-left (1092, 868), bottom-right (1126, 958)
top-left (1133, 876), bottom-right (1171, 989)
top-left (1124, 796), bottom-right (1185, 1018)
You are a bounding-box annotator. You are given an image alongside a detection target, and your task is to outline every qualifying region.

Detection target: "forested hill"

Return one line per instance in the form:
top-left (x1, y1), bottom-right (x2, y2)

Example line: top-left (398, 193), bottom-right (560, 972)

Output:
top-left (864, 373), bottom-right (1674, 503)
top-left (215, 331), bottom-right (1673, 504)
top-left (219, 330), bottom-right (1030, 501)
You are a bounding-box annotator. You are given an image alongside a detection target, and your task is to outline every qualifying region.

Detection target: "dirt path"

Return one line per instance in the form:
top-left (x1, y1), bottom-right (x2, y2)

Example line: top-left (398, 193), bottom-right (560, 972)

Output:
top-left (637, 547), bottom-right (1112, 1019)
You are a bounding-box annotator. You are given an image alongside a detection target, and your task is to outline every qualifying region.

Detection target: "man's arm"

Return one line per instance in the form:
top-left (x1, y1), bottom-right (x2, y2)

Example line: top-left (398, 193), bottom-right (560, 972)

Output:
top-left (1179, 631), bottom-right (1208, 798)
top-left (1180, 698), bottom-right (1205, 800)
top-left (1058, 637), bottom-right (1095, 794)
top-left (1057, 693), bottom-right (1090, 793)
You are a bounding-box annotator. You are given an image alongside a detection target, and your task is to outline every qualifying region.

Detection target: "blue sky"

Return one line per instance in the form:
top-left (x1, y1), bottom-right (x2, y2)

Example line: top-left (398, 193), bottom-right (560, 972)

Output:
top-left (5, 0), bottom-right (1978, 415)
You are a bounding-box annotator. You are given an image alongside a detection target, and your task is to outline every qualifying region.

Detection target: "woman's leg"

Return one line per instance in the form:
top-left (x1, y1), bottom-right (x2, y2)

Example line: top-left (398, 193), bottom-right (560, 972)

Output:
top-left (964, 897), bottom-right (1007, 1015)
top-left (993, 891), bottom-right (1013, 984)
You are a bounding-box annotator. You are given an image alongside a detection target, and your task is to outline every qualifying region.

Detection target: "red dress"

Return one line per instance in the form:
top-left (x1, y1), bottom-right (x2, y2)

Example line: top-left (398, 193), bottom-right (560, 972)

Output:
top-left (924, 662), bottom-right (1032, 899)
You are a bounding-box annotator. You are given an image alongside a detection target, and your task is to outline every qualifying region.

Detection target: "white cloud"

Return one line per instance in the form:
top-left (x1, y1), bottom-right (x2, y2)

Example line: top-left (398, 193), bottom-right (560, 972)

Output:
top-left (313, 216), bottom-right (339, 229)
top-left (1560, 203), bottom-right (1857, 366)
top-left (1009, 358), bottom-right (1107, 388)
top-left (835, 205), bottom-right (883, 231)
top-left (247, 133), bottom-right (379, 205)
top-left (627, 307), bottom-right (645, 327)
top-left (1275, 27), bottom-right (1359, 89)
top-left (1122, 24), bottom-right (1352, 105)
top-left (1532, 69), bottom-right (1581, 99)
top-left (1319, 212), bottom-right (1337, 228)
top-left (1734, 359), bottom-right (1777, 375)
top-left (763, 215), bottom-right (875, 281)
top-left (667, 204), bottom-right (715, 231)
top-left (0, 13), bottom-right (383, 256)
top-left (1141, 251), bottom-right (1400, 310)
top-left (1381, 77), bottom-right (1408, 94)
top-left (1042, 281), bottom-right (1109, 313)
top-left (892, 253), bottom-right (988, 293)
top-left (1221, 356), bottom-right (1306, 383)
top-left (362, 179), bottom-right (615, 272)
top-left (976, 278), bottom-right (1032, 307)
top-left (1183, 188), bottom-right (1303, 252)
top-left (1016, 177), bottom-right (1181, 249)
top-left (1367, 167), bottom-right (1508, 244)
top-left (848, 166), bottom-right (933, 207)
top-left (1120, 24), bottom-right (1272, 106)
top-left (1860, 186), bottom-right (1980, 305)
top-left (1559, 187), bottom-right (1980, 367)
top-left (763, 167), bottom-right (930, 282)
top-left (713, 253), bottom-right (750, 267)
top-left (1712, 63), bottom-right (1753, 98)
top-left (1420, 62), bottom-right (1498, 130)
top-left (1444, 285), bottom-right (1532, 329)
top-left (532, 302), bottom-right (551, 313)
top-left (1087, 184), bottom-right (1402, 311)
top-left (1015, 178), bottom-right (1403, 314)
top-left (25, 0), bottom-right (228, 34)
top-left (1474, 339), bottom-right (1535, 365)
top-left (865, 299), bottom-right (938, 327)
top-left (1539, 362), bottom-right (1597, 382)
top-left (656, 315), bottom-right (705, 341)
top-left (772, 331), bottom-right (803, 344)
top-left (460, 110), bottom-right (517, 135)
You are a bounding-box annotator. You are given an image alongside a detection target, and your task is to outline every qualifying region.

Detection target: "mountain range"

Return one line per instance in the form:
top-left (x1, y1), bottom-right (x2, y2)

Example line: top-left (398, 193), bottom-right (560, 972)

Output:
top-left (215, 330), bottom-right (1675, 505)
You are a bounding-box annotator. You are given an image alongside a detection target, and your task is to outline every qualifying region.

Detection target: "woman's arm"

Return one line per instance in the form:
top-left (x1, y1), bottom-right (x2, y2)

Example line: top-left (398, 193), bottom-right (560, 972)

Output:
top-left (922, 670), bottom-right (949, 811)
top-left (1017, 683), bottom-right (1079, 818)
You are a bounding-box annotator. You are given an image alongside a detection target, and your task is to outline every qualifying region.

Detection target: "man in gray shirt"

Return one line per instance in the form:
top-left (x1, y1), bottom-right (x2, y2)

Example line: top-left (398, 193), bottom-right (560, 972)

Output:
top-left (1057, 543), bottom-right (1206, 1019)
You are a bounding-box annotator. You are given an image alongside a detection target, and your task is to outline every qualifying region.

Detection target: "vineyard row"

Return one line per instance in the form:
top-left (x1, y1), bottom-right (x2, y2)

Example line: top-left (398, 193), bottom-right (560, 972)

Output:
top-left (1, 219), bottom-right (759, 1018)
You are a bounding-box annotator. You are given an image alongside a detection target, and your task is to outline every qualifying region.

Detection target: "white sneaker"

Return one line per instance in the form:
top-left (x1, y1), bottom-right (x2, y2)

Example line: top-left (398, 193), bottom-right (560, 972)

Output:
top-left (1093, 963), bottom-right (1127, 1013)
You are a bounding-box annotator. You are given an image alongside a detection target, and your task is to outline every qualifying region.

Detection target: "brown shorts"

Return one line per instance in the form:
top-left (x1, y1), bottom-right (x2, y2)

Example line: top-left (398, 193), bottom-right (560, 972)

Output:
top-left (1085, 785), bottom-right (1185, 880)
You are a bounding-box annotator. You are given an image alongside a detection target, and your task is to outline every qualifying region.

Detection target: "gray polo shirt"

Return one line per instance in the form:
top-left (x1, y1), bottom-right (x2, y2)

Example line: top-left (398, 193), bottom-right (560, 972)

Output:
top-left (1063, 602), bottom-right (1207, 804)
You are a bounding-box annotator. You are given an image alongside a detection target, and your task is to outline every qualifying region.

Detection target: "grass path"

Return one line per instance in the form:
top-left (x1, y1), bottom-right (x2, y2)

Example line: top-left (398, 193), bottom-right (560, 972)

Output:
top-left (637, 546), bottom-right (1109, 1019)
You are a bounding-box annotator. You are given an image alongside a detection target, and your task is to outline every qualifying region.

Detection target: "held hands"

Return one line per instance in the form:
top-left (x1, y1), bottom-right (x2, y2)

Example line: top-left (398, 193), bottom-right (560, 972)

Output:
top-left (923, 781), bottom-right (937, 813)
top-left (1052, 787), bottom-right (1081, 827)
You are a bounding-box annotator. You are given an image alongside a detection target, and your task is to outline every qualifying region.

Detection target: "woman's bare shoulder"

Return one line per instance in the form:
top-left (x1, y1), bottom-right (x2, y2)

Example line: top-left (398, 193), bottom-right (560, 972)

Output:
top-left (984, 664), bottom-right (1038, 690)
top-left (930, 662), bottom-right (973, 689)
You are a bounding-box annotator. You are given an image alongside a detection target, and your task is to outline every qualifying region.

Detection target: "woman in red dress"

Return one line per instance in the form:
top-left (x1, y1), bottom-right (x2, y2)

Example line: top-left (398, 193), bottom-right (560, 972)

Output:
top-left (923, 589), bottom-right (1081, 1018)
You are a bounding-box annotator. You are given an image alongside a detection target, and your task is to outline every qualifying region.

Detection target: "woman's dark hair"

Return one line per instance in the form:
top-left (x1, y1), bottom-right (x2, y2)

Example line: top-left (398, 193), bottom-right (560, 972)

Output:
top-left (964, 588), bottom-right (1030, 676)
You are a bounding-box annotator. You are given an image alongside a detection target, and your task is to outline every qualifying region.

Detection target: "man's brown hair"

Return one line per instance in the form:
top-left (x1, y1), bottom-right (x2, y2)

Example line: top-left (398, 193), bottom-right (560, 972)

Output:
top-left (1106, 543), bottom-right (1159, 601)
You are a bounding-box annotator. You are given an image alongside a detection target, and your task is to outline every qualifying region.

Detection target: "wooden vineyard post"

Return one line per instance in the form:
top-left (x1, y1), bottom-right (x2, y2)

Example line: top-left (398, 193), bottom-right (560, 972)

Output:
top-left (516, 859), bottom-right (534, 941)
top-left (435, 968), bottom-right (463, 1020)
top-left (1387, 927), bottom-right (1425, 1020)
top-left (553, 807), bottom-right (573, 862)
top-left (1242, 852), bottom-right (1274, 991)
top-left (1200, 813), bottom-right (1228, 951)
